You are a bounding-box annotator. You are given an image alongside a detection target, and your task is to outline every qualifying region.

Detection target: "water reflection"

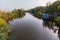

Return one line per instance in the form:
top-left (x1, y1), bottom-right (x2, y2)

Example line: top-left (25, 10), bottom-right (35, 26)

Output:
top-left (9, 13), bottom-right (59, 40)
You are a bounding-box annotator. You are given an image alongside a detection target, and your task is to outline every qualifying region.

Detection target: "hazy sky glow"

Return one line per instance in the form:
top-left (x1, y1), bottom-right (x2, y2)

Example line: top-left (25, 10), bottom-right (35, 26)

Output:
top-left (0, 0), bottom-right (56, 11)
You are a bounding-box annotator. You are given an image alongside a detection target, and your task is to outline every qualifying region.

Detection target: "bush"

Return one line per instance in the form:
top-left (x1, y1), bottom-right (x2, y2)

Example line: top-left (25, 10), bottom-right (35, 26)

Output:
top-left (33, 12), bottom-right (43, 19)
top-left (0, 18), bottom-right (11, 40)
top-left (54, 16), bottom-right (60, 24)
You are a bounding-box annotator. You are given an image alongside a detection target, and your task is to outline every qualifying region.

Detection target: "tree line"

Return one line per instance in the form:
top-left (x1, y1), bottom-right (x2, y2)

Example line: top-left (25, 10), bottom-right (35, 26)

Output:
top-left (0, 0), bottom-right (60, 40)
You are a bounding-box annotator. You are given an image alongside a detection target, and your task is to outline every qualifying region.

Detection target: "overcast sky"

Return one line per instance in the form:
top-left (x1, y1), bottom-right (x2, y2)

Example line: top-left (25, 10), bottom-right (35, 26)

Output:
top-left (0, 0), bottom-right (56, 11)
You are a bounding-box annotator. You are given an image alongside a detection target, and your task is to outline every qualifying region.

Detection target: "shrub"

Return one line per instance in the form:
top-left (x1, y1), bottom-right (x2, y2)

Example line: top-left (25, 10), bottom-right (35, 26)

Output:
top-left (0, 18), bottom-right (11, 40)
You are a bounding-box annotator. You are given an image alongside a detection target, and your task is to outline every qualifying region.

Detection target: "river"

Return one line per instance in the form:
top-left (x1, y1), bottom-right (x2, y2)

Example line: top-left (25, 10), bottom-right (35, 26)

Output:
top-left (9, 13), bottom-right (59, 40)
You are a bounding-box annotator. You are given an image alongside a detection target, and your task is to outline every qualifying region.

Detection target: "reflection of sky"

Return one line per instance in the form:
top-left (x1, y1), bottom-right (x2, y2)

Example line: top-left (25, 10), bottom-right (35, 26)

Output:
top-left (0, 0), bottom-right (56, 11)
top-left (9, 13), bottom-right (59, 40)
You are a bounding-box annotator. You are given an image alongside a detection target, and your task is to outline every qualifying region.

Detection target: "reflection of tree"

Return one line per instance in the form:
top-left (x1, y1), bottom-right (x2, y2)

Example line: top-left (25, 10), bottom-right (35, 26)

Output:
top-left (0, 9), bottom-right (26, 40)
top-left (27, 1), bottom-right (60, 38)
top-left (0, 0), bottom-right (60, 39)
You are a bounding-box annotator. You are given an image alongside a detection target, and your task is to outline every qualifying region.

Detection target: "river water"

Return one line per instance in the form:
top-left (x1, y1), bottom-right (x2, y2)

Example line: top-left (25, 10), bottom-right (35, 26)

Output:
top-left (9, 13), bottom-right (59, 40)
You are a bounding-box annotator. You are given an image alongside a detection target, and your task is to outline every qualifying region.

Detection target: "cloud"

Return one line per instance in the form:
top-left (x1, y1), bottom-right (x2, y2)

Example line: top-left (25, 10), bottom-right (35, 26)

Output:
top-left (0, 0), bottom-right (56, 11)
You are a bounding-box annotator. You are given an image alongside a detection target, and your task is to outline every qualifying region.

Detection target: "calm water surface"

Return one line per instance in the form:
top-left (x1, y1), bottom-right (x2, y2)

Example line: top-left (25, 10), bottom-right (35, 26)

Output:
top-left (9, 13), bottom-right (59, 40)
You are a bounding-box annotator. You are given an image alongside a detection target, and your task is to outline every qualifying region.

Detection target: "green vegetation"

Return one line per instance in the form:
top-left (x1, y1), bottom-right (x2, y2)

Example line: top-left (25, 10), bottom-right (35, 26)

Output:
top-left (55, 17), bottom-right (60, 24)
top-left (12, 9), bottom-right (25, 18)
top-left (0, 9), bottom-right (25, 40)
top-left (0, 0), bottom-right (60, 40)
top-left (27, 6), bottom-right (45, 19)
top-left (0, 18), bottom-right (11, 40)
top-left (28, 1), bottom-right (60, 22)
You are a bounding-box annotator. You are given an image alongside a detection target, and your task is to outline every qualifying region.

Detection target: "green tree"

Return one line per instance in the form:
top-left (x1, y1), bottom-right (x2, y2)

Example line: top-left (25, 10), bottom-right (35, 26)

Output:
top-left (0, 18), bottom-right (11, 40)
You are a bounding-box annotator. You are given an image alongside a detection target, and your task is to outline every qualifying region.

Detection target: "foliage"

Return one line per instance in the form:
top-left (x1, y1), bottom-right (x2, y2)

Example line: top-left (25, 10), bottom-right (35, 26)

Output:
top-left (27, 6), bottom-right (45, 19)
top-left (1, 13), bottom-right (13, 23)
top-left (54, 17), bottom-right (60, 23)
top-left (0, 9), bottom-right (25, 22)
top-left (0, 1), bottom-right (60, 40)
top-left (12, 9), bottom-right (25, 18)
top-left (0, 9), bottom-right (26, 40)
top-left (0, 10), bottom-right (3, 15)
top-left (28, 6), bottom-right (45, 14)
top-left (33, 12), bottom-right (43, 19)
top-left (57, 5), bottom-right (60, 11)
top-left (42, 1), bottom-right (60, 16)
top-left (0, 18), bottom-right (11, 40)
top-left (28, 1), bottom-right (60, 20)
